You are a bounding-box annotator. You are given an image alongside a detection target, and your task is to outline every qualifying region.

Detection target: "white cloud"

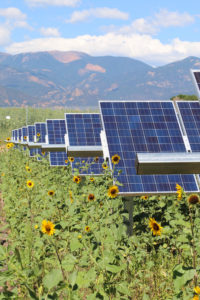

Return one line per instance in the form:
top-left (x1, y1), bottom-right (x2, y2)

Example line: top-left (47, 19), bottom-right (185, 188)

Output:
top-left (113, 9), bottom-right (195, 35)
top-left (0, 25), bottom-right (11, 46)
top-left (5, 33), bottom-right (200, 66)
top-left (0, 7), bottom-right (30, 29)
top-left (25, 0), bottom-right (80, 7)
top-left (40, 27), bottom-right (60, 37)
top-left (66, 7), bottom-right (129, 23)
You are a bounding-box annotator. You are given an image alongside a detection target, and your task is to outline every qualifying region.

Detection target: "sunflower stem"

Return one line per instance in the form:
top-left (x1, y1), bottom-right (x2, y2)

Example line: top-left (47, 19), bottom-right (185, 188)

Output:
top-left (188, 205), bottom-right (198, 286)
top-left (51, 240), bottom-right (66, 281)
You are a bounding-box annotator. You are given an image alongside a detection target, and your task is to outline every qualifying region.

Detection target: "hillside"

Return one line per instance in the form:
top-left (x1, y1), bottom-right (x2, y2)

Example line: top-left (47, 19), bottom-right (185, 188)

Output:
top-left (0, 51), bottom-right (199, 107)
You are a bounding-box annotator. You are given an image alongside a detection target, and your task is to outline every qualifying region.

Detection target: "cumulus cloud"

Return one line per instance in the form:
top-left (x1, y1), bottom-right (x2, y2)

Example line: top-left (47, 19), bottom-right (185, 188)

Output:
top-left (0, 7), bottom-right (30, 29)
top-left (66, 7), bottom-right (129, 23)
top-left (0, 26), bottom-right (11, 46)
top-left (25, 0), bottom-right (80, 7)
top-left (40, 27), bottom-right (60, 37)
top-left (5, 33), bottom-right (200, 66)
top-left (111, 9), bottom-right (195, 35)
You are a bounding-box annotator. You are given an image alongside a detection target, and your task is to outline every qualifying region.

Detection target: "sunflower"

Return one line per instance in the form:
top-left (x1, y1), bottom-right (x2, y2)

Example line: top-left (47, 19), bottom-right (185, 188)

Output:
top-left (108, 185), bottom-right (119, 198)
top-left (88, 193), bottom-right (95, 202)
top-left (24, 136), bottom-right (27, 140)
top-left (34, 225), bottom-right (38, 229)
top-left (193, 295), bottom-right (199, 300)
top-left (37, 132), bottom-right (40, 137)
top-left (194, 286), bottom-right (200, 295)
top-left (48, 190), bottom-right (55, 196)
top-left (1, 173), bottom-right (5, 176)
top-left (102, 162), bottom-right (108, 169)
top-left (141, 195), bottom-right (148, 200)
top-left (73, 175), bottom-right (81, 183)
top-left (90, 177), bottom-right (95, 182)
top-left (27, 180), bottom-right (34, 188)
top-left (69, 157), bottom-right (74, 162)
top-left (78, 234), bottom-right (82, 239)
top-left (187, 194), bottom-right (200, 205)
top-left (65, 159), bottom-right (68, 164)
top-left (94, 157), bottom-right (99, 162)
top-left (85, 226), bottom-right (91, 232)
top-left (25, 165), bottom-right (29, 170)
top-left (111, 154), bottom-right (120, 165)
top-left (149, 218), bottom-right (163, 236)
top-left (176, 183), bottom-right (183, 200)
top-left (41, 151), bottom-right (46, 156)
top-left (41, 220), bottom-right (55, 236)
top-left (6, 143), bottom-right (11, 149)
top-left (26, 167), bottom-right (31, 172)
top-left (6, 137), bottom-right (11, 141)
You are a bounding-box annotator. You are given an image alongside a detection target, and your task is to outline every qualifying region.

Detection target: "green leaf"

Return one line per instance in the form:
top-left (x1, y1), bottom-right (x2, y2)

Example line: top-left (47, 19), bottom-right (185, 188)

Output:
top-left (70, 238), bottom-right (83, 252)
top-left (0, 245), bottom-right (6, 260)
top-left (43, 269), bottom-right (63, 290)
top-left (106, 264), bottom-right (124, 273)
top-left (173, 267), bottom-right (195, 292)
top-left (116, 282), bottom-right (131, 296)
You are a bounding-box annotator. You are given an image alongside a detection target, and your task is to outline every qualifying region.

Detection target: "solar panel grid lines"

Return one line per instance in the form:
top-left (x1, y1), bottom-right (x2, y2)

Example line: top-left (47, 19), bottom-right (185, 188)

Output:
top-left (46, 119), bottom-right (66, 145)
top-left (22, 127), bottom-right (28, 142)
top-left (27, 125), bottom-right (36, 142)
top-left (18, 128), bottom-right (22, 142)
top-left (14, 129), bottom-right (18, 142)
top-left (65, 113), bottom-right (102, 146)
top-left (34, 122), bottom-right (47, 143)
top-left (49, 151), bottom-right (68, 166)
top-left (191, 69), bottom-right (200, 99)
top-left (99, 100), bottom-right (199, 195)
top-left (12, 130), bottom-right (14, 140)
top-left (65, 113), bottom-right (104, 175)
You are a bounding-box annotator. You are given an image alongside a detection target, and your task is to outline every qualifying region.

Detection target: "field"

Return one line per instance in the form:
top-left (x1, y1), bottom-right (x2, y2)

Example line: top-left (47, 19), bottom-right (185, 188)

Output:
top-left (0, 108), bottom-right (200, 300)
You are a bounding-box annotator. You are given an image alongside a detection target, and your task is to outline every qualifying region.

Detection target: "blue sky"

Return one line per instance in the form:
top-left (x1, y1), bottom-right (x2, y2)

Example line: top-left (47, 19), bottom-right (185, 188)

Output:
top-left (0, 0), bottom-right (200, 65)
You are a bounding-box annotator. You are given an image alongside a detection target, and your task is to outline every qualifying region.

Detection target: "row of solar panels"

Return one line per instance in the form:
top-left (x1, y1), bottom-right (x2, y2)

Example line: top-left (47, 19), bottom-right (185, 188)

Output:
top-left (8, 69), bottom-right (200, 196)
top-left (8, 100), bottom-right (200, 196)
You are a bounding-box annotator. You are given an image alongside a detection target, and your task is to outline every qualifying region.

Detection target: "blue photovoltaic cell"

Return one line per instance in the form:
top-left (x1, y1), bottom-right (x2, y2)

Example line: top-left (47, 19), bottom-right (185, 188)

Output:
top-left (100, 101), bottom-right (199, 194)
top-left (65, 114), bottom-right (102, 146)
top-left (72, 157), bottom-right (104, 175)
top-left (65, 113), bottom-right (103, 175)
top-left (47, 119), bottom-right (66, 144)
top-left (49, 152), bottom-right (68, 166)
top-left (29, 149), bottom-right (36, 157)
top-left (177, 101), bottom-right (200, 152)
top-left (37, 148), bottom-right (48, 161)
top-left (22, 127), bottom-right (28, 142)
top-left (12, 130), bottom-right (14, 140)
top-left (28, 125), bottom-right (36, 142)
top-left (192, 71), bottom-right (200, 97)
top-left (18, 128), bottom-right (22, 142)
top-left (35, 123), bottom-right (46, 143)
top-left (14, 130), bottom-right (18, 141)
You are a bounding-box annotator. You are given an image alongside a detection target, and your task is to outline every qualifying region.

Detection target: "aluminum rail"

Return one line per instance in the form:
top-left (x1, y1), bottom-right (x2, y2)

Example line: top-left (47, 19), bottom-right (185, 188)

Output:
top-left (135, 152), bottom-right (200, 174)
top-left (41, 144), bottom-right (66, 152)
top-left (67, 146), bottom-right (103, 157)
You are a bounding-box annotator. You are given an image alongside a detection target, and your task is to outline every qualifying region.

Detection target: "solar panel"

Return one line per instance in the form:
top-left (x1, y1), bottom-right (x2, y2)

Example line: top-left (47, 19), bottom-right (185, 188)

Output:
top-left (35, 123), bottom-right (46, 143)
top-left (27, 125), bottom-right (36, 142)
top-left (65, 113), bottom-right (102, 146)
top-left (191, 70), bottom-right (200, 98)
top-left (22, 127), bottom-right (28, 142)
top-left (14, 130), bottom-right (18, 142)
top-left (29, 149), bottom-right (37, 157)
top-left (99, 101), bottom-right (199, 195)
top-left (18, 128), bottom-right (22, 142)
top-left (37, 148), bottom-right (48, 161)
top-left (12, 130), bottom-right (14, 141)
top-left (46, 119), bottom-right (66, 144)
top-left (65, 113), bottom-right (104, 175)
top-left (177, 101), bottom-right (200, 152)
top-left (49, 152), bottom-right (68, 166)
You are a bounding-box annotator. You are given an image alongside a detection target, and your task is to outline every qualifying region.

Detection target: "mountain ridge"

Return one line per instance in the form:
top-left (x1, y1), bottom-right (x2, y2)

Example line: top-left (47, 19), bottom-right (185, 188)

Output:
top-left (0, 51), bottom-right (199, 107)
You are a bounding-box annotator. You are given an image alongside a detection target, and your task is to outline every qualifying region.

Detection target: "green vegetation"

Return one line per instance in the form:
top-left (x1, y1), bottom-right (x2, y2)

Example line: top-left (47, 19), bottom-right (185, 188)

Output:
top-left (0, 107), bottom-right (93, 141)
top-left (170, 94), bottom-right (198, 101)
top-left (1, 144), bottom-right (200, 299)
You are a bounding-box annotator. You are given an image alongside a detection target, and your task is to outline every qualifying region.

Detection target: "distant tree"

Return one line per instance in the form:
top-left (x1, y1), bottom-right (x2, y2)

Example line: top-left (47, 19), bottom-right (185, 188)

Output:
top-left (170, 94), bottom-right (198, 101)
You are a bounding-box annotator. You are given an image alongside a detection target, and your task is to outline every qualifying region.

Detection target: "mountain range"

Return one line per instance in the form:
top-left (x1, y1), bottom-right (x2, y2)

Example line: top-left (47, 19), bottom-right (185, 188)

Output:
top-left (0, 51), bottom-right (199, 108)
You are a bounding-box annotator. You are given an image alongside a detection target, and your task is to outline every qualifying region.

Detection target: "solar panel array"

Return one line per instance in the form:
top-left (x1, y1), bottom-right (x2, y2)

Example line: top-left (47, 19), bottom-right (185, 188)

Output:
top-left (14, 130), bottom-right (18, 142)
top-left (100, 101), bottom-right (199, 194)
top-left (18, 128), bottom-right (22, 142)
top-left (65, 113), bottom-right (104, 175)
